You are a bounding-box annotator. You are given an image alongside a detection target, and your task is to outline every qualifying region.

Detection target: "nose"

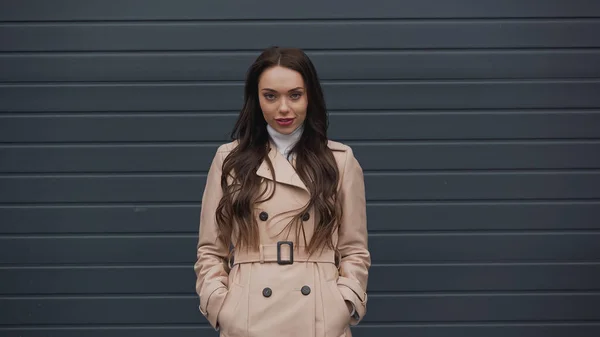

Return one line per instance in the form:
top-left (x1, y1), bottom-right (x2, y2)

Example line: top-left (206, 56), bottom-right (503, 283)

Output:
top-left (279, 98), bottom-right (290, 114)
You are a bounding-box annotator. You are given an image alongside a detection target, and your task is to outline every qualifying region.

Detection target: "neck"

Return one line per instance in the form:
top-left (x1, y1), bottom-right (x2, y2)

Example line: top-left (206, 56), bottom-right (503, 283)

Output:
top-left (267, 124), bottom-right (303, 160)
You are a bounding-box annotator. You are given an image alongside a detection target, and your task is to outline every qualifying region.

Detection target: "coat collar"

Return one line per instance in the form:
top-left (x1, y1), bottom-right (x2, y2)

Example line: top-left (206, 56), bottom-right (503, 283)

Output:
top-left (256, 140), bottom-right (309, 192)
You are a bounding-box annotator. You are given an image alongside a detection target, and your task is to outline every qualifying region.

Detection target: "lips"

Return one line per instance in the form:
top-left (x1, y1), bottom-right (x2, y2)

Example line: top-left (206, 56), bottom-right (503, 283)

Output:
top-left (275, 118), bottom-right (294, 126)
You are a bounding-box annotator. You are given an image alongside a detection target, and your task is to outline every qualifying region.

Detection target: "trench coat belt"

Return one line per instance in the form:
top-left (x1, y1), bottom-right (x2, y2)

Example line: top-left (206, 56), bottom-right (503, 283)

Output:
top-left (231, 243), bottom-right (336, 266)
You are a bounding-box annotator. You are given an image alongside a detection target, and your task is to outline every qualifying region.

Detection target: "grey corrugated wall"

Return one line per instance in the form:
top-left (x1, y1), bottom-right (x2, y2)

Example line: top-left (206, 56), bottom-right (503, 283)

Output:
top-left (1, 1), bottom-right (600, 336)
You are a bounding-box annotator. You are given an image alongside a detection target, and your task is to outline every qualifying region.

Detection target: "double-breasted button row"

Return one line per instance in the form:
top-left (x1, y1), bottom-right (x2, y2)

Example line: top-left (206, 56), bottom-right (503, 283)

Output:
top-left (262, 285), bottom-right (311, 297)
top-left (258, 211), bottom-right (310, 222)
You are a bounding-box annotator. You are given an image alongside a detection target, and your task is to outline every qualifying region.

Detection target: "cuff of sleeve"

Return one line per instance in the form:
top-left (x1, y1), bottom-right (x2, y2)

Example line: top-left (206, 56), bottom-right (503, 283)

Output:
top-left (337, 276), bottom-right (367, 325)
top-left (199, 281), bottom-right (228, 330)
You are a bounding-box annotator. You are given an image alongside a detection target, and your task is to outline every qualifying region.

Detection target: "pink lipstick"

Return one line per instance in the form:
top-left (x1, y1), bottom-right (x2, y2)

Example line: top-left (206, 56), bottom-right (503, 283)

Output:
top-left (275, 118), bottom-right (294, 126)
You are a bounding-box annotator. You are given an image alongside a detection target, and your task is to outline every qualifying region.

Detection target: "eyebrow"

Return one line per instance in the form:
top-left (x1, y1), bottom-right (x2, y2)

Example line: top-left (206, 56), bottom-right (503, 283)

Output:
top-left (261, 87), bottom-right (304, 92)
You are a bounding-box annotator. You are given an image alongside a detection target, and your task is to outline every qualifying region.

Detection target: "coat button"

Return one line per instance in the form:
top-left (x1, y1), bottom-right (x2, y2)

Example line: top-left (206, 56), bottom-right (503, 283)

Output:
top-left (301, 285), bottom-right (311, 295)
top-left (302, 213), bottom-right (310, 221)
top-left (262, 287), bottom-right (272, 297)
top-left (259, 211), bottom-right (268, 221)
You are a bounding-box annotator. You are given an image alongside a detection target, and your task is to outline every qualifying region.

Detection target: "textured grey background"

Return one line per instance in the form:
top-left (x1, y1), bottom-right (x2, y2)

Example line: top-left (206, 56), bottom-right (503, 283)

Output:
top-left (1, 1), bottom-right (600, 336)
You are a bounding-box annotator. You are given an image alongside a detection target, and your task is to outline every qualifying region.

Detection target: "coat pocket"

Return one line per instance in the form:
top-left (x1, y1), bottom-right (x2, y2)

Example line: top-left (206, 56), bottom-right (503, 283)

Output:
top-left (217, 282), bottom-right (247, 336)
top-left (199, 281), bottom-right (228, 329)
top-left (323, 279), bottom-right (351, 336)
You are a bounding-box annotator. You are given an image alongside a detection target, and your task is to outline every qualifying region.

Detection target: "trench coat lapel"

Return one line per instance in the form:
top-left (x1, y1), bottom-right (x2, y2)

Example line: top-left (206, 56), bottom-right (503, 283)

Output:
top-left (256, 142), bottom-right (308, 192)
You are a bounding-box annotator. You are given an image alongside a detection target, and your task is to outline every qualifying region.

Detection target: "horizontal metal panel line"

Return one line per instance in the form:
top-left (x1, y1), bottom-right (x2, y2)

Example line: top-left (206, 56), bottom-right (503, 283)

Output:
top-left (0, 263), bottom-right (200, 268)
top-left (1, 200), bottom-right (599, 207)
top-left (2, 229), bottom-right (600, 239)
top-left (0, 264), bottom-right (195, 270)
top-left (2, 108), bottom-right (599, 116)
top-left (355, 320), bottom-right (600, 325)
top-left (357, 322), bottom-right (600, 327)
top-left (364, 169), bottom-right (600, 175)
top-left (5, 46), bottom-right (600, 53)
top-left (3, 78), bottom-right (600, 86)
top-left (7, 259), bottom-right (594, 266)
top-left (3, 290), bottom-right (600, 297)
top-left (2, 17), bottom-right (600, 25)
top-left (2, 48), bottom-right (600, 56)
top-left (2, 198), bottom-right (600, 207)
top-left (0, 293), bottom-right (199, 297)
top-left (2, 260), bottom-right (600, 269)
top-left (3, 291), bottom-right (600, 299)
top-left (4, 138), bottom-right (600, 145)
top-left (2, 261), bottom-right (600, 270)
top-left (367, 231), bottom-right (600, 237)
top-left (372, 261), bottom-right (600, 267)
top-left (0, 325), bottom-right (212, 330)
top-left (362, 199), bottom-right (600, 205)
top-left (3, 168), bottom-right (600, 177)
top-left (369, 229), bottom-right (600, 235)
top-left (3, 168), bottom-right (600, 175)
top-left (1, 322), bottom-right (599, 329)
top-left (9, 230), bottom-right (597, 237)
top-left (4, 76), bottom-right (600, 85)
top-left (3, 139), bottom-right (600, 147)
top-left (367, 290), bottom-right (600, 295)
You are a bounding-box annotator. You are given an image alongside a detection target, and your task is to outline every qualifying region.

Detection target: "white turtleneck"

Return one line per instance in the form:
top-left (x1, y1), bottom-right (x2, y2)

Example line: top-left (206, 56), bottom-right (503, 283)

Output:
top-left (266, 124), bottom-right (303, 161)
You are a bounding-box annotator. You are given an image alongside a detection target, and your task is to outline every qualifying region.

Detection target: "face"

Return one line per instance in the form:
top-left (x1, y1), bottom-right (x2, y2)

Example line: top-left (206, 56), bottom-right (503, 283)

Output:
top-left (258, 66), bottom-right (308, 135)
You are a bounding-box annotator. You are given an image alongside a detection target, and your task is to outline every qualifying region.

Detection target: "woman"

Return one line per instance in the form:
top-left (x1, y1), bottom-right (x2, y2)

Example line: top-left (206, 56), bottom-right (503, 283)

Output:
top-left (194, 46), bottom-right (370, 337)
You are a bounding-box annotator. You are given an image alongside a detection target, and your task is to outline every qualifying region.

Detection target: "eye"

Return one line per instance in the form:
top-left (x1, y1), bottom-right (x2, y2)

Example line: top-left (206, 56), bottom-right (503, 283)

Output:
top-left (263, 93), bottom-right (276, 101)
top-left (290, 93), bottom-right (302, 100)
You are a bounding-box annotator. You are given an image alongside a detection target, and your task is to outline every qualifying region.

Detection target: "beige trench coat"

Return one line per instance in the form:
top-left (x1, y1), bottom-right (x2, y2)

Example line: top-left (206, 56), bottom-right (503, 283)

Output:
top-left (194, 139), bottom-right (370, 337)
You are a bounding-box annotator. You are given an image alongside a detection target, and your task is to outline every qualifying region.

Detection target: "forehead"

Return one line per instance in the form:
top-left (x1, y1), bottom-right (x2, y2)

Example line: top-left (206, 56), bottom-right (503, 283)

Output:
top-left (258, 66), bottom-right (305, 91)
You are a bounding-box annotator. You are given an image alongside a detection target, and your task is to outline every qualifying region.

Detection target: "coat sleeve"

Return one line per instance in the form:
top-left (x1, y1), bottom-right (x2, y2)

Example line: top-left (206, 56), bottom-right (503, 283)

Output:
top-left (194, 146), bottom-right (230, 330)
top-left (336, 146), bottom-right (371, 325)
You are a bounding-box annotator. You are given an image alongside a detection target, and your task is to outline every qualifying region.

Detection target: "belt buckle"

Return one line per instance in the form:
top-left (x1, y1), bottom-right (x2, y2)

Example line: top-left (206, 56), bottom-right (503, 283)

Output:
top-left (277, 241), bottom-right (293, 265)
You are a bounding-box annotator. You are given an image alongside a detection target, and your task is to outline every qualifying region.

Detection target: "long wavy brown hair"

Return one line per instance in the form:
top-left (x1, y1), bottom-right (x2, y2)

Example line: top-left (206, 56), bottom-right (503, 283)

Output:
top-left (215, 46), bottom-right (343, 255)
